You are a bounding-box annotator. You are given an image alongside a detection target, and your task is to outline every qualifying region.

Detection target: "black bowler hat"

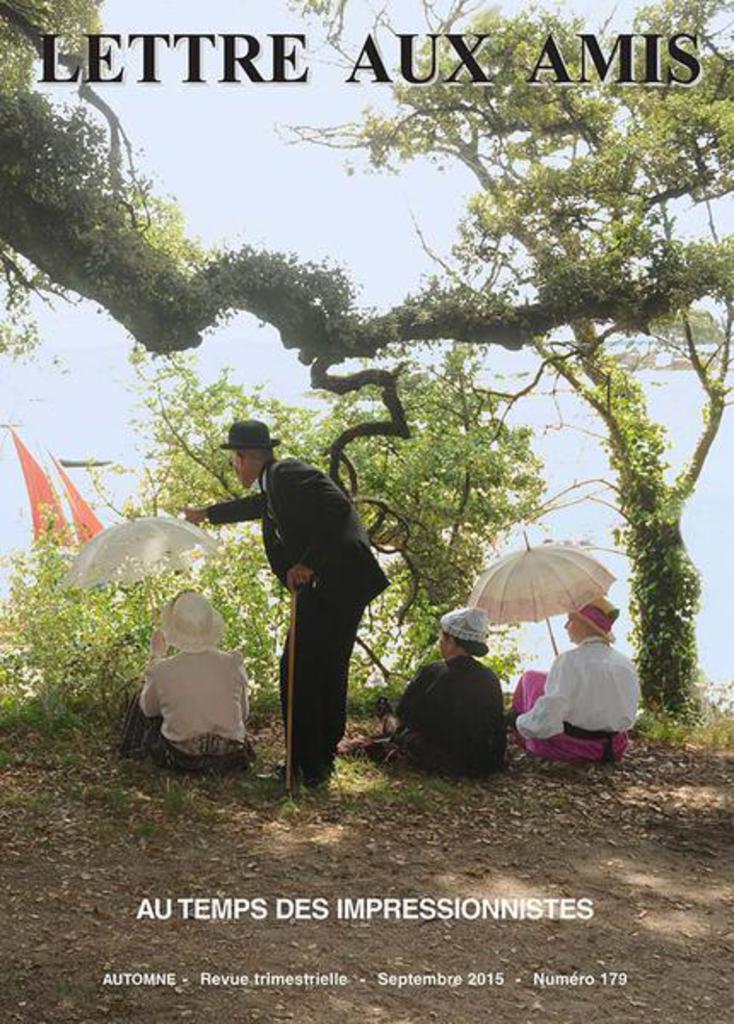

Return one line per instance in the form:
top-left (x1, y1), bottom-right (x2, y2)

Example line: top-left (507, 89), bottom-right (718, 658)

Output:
top-left (220, 420), bottom-right (280, 451)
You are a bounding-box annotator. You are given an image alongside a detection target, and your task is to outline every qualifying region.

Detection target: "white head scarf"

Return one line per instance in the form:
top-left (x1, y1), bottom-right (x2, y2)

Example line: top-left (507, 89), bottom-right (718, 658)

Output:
top-left (439, 607), bottom-right (489, 647)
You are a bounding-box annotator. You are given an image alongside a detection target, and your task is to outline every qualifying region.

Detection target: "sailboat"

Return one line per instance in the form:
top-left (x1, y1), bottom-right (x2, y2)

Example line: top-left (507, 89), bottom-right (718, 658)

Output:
top-left (8, 428), bottom-right (103, 544)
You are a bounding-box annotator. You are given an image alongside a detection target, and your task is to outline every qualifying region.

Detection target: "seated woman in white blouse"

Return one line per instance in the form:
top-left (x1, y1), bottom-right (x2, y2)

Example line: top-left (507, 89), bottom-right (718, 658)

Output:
top-left (120, 591), bottom-right (254, 773)
top-left (507, 598), bottom-right (640, 763)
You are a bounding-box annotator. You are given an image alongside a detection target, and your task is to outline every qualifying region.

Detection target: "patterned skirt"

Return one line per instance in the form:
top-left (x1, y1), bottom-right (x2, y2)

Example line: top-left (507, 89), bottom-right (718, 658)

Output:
top-left (120, 693), bottom-right (255, 774)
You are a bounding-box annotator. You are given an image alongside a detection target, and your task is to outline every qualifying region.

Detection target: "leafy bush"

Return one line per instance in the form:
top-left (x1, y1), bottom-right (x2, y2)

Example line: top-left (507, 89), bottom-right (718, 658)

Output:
top-left (0, 347), bottom-right (540, 732)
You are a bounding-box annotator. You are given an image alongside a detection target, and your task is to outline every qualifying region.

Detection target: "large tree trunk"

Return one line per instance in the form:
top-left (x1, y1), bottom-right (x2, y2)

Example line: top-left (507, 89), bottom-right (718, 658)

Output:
top-left (625, 512), bottom-right (701, 717)
top-left (564, 349), bottom-right (706, 719)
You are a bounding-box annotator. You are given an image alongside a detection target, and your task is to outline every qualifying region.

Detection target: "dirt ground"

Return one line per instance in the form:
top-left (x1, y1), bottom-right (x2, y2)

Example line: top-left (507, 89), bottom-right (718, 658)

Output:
top-left (1, 731), bottom-right (732, 1024)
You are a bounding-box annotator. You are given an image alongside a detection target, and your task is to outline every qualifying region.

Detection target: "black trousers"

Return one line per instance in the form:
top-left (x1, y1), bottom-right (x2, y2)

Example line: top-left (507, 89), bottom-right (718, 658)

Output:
top-left (279, 584), bottom-right (366, 782)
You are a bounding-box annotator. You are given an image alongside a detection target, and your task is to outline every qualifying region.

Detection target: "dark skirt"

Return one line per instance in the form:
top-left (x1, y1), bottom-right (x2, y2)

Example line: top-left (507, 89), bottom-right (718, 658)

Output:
top-left (120, 693), bottom-right (254, 774)
top-left (338, 727), bottom-right (487, 777)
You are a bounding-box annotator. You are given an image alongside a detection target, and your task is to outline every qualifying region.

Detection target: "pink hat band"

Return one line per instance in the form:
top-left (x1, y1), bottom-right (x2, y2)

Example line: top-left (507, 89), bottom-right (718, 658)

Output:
top-left (578, 604), bottom-right (614, 634)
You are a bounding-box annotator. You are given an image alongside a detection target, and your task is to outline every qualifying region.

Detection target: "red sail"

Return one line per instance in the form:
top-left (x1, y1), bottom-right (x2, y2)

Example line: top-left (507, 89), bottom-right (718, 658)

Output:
top-left (52, 457), bottom-right (104, 542)
top-left (10, 430), bottom-right (70, 541)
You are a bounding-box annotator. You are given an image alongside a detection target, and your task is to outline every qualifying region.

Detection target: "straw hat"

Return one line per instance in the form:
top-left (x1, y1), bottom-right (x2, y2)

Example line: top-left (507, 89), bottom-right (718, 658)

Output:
top-left (571, 596), bottom-right (619, 642)
top-left (160, 592), bottom-right (224, 654)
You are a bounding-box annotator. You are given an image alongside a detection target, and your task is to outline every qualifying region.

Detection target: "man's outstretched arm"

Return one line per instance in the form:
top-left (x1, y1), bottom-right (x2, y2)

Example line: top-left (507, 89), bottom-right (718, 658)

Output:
top-left (183, 495), bottom-right (266, 526)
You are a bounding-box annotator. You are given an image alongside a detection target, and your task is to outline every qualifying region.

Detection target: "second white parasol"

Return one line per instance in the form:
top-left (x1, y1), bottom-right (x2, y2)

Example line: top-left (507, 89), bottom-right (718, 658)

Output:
top-left (469, 540), bottom-right (615, 654)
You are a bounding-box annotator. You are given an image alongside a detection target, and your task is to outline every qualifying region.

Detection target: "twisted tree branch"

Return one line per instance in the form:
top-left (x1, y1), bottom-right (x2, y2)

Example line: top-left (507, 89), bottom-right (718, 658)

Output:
top-left (310, 358), bottom-right (411, 480)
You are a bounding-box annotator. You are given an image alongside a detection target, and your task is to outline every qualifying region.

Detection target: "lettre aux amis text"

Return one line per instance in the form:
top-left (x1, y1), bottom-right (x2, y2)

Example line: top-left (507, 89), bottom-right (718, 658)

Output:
top-left (40, 32), bottom-right (702, 86)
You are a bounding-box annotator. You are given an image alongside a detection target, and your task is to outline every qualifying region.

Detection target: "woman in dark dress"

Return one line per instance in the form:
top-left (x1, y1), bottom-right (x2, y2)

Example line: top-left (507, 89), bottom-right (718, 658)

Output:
top-left (339, 608), bottom-right (506, 777)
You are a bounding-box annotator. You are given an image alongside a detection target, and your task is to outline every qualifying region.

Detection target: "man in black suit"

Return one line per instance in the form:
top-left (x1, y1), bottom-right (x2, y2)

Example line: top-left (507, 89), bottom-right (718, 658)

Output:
top-left (184, 420), bottom-right (388, 787)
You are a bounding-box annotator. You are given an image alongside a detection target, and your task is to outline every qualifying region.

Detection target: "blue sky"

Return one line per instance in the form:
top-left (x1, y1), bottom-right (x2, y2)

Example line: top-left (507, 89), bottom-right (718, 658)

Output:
top-left (1, 1), bottom-right (732, 690)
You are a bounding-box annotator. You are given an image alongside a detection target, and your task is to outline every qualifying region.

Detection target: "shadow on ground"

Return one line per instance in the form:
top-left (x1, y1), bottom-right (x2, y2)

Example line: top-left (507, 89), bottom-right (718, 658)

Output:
top-left (0, 727), bottom-right (732, 1023)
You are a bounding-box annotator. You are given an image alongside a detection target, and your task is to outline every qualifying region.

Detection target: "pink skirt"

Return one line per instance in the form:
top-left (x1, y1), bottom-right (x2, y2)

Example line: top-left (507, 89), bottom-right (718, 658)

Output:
top-left (512, 670), bottom-right (629, 763)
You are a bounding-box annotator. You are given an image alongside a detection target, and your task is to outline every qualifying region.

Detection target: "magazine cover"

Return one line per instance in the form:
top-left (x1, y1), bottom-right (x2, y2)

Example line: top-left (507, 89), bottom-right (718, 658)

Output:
top-left (1, 1), bottom-right (732, 1022)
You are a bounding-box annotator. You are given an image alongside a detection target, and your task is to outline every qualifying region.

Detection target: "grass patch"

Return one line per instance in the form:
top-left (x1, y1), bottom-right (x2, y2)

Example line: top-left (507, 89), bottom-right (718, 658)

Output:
top-left (0, 790), bottom-right (52, 812)
top-left (275, 796), bottom-right (304, 819)
top-left (105, 785), bottom-right (133, 816)
top-left (161, 779), bottom-right (190, 817)
top-left (690, 716), bottom-right (734, 749)
top-left (158, 777), bottom-right (224, 820)
top-left (635, 709), bottom-right (734, 750)
top-left (0, 695), bottom-right (83, 737)
top-left (132, 818), bottom-right (158, 839)
top-left (59, 749), bottom-right (80, 769)
top-left (246, 689), bottom-right (282, 729)
top-left (329, 756), bottom-right (464, 809)
top-left (2, 701), bottom-right (730, 842)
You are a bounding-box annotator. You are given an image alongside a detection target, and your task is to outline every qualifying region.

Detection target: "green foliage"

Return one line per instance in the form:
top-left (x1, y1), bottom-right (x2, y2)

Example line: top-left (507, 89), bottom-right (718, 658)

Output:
top-left (312, 1), bottom-right (734, 717)
top-left (635, 708), bottom-right (734, 750)
top-left (577, 352), bottom-right (703, 716)
top-left (2, 80), bottom-right (225, 336)
top-left (0, 256), bottom-right (40, 357)
top-left (0, 527), bottom-right (289, 728)
top-left (3, 1), bottom-right (732, 361)
top-left (3, 0), bottom-right (729, 720)
top-left (0, 350), bottom-right (540, 727)
top-left (0, 693), bottom-right (83, 735)
top-left (0, 2), bottom-right (105, 359)
top-left (130, 347), bottom-right (537, 683)
top-left (128, 353), bottom-right (321, 515)
top-left (0, 86), bottom-right (367, 358)
top-left (0, 537), bottom-right (173, 723)
top-left (323, 344), bottom-right (543, 661)
top-left (0, 2), bottom-right (102, 98)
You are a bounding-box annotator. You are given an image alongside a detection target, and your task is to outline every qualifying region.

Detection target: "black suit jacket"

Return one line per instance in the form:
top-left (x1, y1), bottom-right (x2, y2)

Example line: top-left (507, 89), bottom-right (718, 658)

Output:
top-left (206, 458), bottom-right (389, 607)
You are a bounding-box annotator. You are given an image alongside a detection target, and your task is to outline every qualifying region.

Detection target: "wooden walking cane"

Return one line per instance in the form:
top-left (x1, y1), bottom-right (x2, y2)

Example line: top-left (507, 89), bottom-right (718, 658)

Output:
top-left (285, 587), bottom-right (298, 796)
